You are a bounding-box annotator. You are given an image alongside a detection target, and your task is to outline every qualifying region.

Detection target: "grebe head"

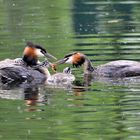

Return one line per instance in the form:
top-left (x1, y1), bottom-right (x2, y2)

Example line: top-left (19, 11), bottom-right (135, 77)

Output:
top-left (56, 52), bottom-right (86, 67)
top-left (23, 42), bottom-right (57, 66)
top-left (63, 67), bottom-right (72, 74)
top-left (56, 52), bottom-right (94, 74)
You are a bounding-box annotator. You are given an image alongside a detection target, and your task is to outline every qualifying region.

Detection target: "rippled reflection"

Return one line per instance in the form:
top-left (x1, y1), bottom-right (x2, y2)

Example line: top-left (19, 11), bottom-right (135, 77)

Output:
top-left (0, 0), bottom-right (140, 140)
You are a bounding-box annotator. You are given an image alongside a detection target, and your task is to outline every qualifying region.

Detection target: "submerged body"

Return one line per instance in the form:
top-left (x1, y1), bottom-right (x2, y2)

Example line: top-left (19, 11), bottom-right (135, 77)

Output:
top-left (0, 59), bottom-right (46, 84)
top-left (95, 60), bottom-right (140, 77)
top-left (0, 58), bottom-right (75, 88)
top-left (56, 52), bottom-right (140, 78)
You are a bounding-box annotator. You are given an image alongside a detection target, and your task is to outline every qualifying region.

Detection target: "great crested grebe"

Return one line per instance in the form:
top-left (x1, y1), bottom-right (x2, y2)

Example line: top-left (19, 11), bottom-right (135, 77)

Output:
top-left (0, 42), bottom-right (57, 83)
top-left (56, 52), bottom-right (140, 78)
top-left (37, 61), bottom-right (75, 85)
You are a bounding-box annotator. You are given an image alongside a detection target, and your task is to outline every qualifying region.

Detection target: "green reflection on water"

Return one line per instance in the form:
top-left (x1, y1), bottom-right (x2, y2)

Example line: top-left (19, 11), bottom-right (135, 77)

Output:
top-left (0, 0), bottom-right (140, 140)
top-left (0, 0), bottom-right (74, 60)
top-left (0, 85), bottom-right (135, 140)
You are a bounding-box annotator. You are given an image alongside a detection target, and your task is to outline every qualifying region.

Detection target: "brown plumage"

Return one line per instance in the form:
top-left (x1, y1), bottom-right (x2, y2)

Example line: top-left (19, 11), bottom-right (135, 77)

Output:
top-left (23, 42), bottom-right (44, 66)
top-left (64, 52), bottom-right (85, 67)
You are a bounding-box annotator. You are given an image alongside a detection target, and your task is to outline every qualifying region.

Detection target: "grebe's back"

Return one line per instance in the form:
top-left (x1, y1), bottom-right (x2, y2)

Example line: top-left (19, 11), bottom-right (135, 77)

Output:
top-left (0, 63), bottom-right (45, 84)
top-left (95, 60), bottom-right (140, 77)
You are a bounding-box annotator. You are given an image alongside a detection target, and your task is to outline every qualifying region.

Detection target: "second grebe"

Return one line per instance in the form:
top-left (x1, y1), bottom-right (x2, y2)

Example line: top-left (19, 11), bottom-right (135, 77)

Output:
top-left (0, 42), bottom-right (57, 83)
top-left (56, 52), bottom-right (140, 78)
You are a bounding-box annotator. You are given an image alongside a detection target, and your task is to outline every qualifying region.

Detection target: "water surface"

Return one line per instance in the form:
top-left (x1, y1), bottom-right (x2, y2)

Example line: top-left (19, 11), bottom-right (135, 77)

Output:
top-left (0, 0), bottom-right (140, 140)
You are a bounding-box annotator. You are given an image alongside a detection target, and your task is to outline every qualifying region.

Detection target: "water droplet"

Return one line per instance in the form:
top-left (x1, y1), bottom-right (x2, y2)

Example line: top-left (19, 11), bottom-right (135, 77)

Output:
top-left (85, 29), bottom-right (88, 32)
top-left (50, 4), bottom-right (54, 7)
top-left (131, 29), bottom-right (135, 32)
top-left (47, 35), bottom-right (51, 38)
top-left (27, 129), bottom-right (31, 135)
top-left (12, 3), bottom-right (16, 7)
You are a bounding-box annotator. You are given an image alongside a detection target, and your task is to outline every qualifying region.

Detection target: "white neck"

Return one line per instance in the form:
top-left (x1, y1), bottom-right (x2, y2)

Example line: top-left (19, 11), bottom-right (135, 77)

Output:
top-left (41, 68), bottom-right (51, 78)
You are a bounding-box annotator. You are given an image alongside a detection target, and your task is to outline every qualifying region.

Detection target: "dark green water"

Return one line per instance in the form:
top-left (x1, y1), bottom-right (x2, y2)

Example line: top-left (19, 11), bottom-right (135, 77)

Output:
top-left (0, 0), bottom-right (140, 140)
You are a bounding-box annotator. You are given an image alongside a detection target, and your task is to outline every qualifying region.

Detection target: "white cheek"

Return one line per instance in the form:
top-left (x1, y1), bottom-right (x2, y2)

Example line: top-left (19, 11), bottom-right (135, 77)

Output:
top-left (36, 49), bottom-right (44, 57)
top-left (65, 56), bottom-right (73, 64)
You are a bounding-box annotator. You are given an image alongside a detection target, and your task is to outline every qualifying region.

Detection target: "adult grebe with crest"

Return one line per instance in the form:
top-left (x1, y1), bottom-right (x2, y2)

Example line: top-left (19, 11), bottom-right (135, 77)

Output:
top-left (56, 52), bottom-right (140, 78)
top-left (0, 42), bottom-right (57, 83)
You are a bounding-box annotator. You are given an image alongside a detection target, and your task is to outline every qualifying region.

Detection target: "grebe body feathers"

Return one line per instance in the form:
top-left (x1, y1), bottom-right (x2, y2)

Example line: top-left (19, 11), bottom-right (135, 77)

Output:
top-left (46, 67), bottom-right (75, 85)
top-left (0, 58), bottom-right (47, 84)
